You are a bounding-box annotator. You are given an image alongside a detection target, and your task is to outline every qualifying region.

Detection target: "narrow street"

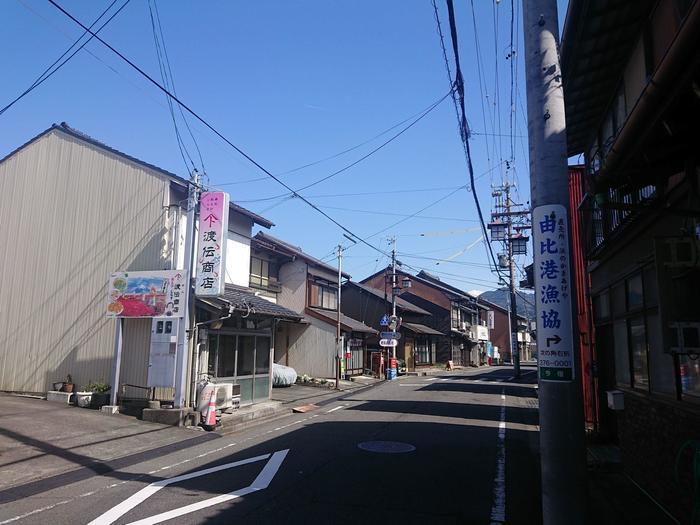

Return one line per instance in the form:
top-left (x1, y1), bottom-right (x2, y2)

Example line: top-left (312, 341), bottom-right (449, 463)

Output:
top-left (0, 367), bottom-right (540, 525)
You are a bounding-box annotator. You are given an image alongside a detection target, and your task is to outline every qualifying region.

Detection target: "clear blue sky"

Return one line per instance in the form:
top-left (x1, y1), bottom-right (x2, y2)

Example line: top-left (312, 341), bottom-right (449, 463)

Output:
top-left (1, 0), bottom-right (569, 293)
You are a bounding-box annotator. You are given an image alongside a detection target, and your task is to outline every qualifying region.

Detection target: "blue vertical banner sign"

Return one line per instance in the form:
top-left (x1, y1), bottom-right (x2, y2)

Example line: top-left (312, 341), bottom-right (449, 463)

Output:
top-left (195, 191), bottom-right (230, 297)
top-left (533, 204), bottom-right (574, 381)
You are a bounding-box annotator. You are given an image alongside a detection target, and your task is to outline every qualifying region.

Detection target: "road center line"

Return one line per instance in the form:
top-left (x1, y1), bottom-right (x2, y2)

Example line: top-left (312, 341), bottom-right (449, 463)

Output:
top-left (490, 388), bottom-right (507, 525)
top-left (326, 405), bottom-right (345, 413)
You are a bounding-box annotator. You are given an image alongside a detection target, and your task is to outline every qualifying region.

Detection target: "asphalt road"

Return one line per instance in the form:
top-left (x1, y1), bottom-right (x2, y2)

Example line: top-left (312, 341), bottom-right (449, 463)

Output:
top-left (0, 366), bottom-right (541, 525)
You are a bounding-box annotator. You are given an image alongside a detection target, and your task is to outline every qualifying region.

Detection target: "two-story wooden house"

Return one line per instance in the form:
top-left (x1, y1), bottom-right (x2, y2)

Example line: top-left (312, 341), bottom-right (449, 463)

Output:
top-left (250, 232), bottom-right (377, 379)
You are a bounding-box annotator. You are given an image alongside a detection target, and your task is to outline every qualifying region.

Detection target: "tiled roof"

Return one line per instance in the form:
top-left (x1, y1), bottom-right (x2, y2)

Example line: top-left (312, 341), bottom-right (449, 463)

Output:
top-left (0, 123), bottom-right (273, 228)
top-left (306, 308), bottom-right (378, 334)
top-left (343, 281), bottom-right (431, 315)
top-left (217, 284), bottom-right (303, 320)
top-left (401, 322), bottom-right (444, 336)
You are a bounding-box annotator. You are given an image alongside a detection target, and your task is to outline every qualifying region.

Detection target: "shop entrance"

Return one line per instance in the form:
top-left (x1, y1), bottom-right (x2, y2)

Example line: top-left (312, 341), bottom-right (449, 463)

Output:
top-left (207, 331), bottom-right (271, 405)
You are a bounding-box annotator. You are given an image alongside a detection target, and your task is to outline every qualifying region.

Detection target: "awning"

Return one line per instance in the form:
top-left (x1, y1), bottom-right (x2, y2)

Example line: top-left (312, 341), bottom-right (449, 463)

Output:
top-left (401, 322), bottom-right (444, 336)
top-left (306, 308), bottom-right (378, 334)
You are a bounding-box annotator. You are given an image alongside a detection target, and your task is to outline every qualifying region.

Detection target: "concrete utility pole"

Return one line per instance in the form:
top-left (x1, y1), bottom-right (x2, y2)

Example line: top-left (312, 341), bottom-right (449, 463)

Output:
top-left (506, 183), bottom-right (521, 378)
top-left (391, 237), bottom-right (397, 360)
top-left (336, 244), bottom-right (343, 390)
top-left (174, 171), bottom-right (201, 408)
top-left (522, 1), bottom-right (587, 523)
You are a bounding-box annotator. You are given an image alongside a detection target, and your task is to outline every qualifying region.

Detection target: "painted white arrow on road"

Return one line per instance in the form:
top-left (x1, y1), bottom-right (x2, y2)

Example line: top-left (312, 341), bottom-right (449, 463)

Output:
top-left (89, 449), bottom-right (289, 525)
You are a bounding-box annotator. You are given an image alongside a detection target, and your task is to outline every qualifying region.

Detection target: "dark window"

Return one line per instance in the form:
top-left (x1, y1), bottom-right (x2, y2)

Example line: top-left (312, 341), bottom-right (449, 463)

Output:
top-left (250, 256), bottom-right (269, 288)
top-left (626, 273), bottom-right (644, 310)
top-left (629, 316), bottom-right (649, 390)
top-left (309, 281), bottom-right (338, 310)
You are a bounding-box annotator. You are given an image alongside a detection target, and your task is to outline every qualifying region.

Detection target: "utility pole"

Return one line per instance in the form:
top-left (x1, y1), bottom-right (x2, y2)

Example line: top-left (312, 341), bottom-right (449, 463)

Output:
top-left (174, 171), bottom-right (201, 408)
top-left (390, 237), bottom-right (397, 360)
top-left (522, 1), bottom-right (587, 523)
top-left (489, 182), bottom-right (529, 377)
top-left (336, 244), bottom-right (343, 390)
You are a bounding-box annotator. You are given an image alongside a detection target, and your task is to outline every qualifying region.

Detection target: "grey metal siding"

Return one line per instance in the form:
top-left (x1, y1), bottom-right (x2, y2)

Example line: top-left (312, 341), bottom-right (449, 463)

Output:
top-left (278, 259), bottom-right (307, 313)
top-left (0, 131), bottom-right (172, 393)
top-left (286, 317), bottom-right (336, 378)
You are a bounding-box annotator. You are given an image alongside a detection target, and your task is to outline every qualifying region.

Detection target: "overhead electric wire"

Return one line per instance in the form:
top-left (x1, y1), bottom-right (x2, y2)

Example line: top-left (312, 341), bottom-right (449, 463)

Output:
top-left (47, 0), bottom-right (392, 259)
top-left (245, 89), bottom-right (453, 202)
top-left (432, 0), bottom-right (503, 277)
top-left (147, 0), bottom-right (193, 174)
top-left (1, 0), bottom-right (130, 117)
top-left (315, 205), bottom-right (480, 223)
top-left (151, 0), bottom-right (206, 175)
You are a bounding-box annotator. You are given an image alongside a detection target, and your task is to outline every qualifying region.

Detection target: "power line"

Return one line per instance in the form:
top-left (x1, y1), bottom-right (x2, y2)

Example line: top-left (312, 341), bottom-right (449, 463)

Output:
top-left (242, 89), bottom-right (453, 203)
top-left (315, 205), bottom-right (480, 223)
top-left (47, 0), bottom-right (391, 259)
top-left (1, 0), bottom-right (130, 117)
top-left (432, 0), bottom-right (503, 277)
top-left (147, 0), bottom-right (194, 174)
top-left (151, 0), bottom-right (206, 175)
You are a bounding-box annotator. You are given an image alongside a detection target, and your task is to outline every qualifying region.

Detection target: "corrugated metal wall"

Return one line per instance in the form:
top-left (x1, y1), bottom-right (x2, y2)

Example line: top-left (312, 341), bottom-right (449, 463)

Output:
top-left (0, 131), bottom-right (172, 393)
top-left (286, 317), bottom-right (336, 378)
top-left (278, 259), bottom-right (308, 313)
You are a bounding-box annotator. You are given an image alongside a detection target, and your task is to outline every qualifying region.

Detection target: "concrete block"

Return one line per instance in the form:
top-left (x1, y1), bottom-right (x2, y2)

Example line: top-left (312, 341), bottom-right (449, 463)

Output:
top-left (142, 408), bottom-right (199, 427)
top-left (47, 391), bottom-right (73, 404)
top-left (100, 405), bottom-right (120, 415)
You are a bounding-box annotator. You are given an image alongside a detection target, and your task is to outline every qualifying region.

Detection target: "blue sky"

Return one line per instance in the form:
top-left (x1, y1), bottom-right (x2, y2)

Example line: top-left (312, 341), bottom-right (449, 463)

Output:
top-left (1, 0), bottom-right (569, 293)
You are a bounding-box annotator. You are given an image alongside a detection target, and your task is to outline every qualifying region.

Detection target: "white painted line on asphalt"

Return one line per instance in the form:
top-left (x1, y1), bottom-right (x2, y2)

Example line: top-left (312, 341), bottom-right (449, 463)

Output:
top-left (399, 383), bottom-right (424, 387)
top-left (326, 405), bottom-right (345, 413)
top-left (126, 450), bottom-right (289, 525)
top-left (0, 499), bottom-right (72, 524)
top-left (89, 453), bottom-right (272, 525)
top-left (490, 389), bottom-right (507, 525)
top-left (424, 378), bottom-right (438, 381)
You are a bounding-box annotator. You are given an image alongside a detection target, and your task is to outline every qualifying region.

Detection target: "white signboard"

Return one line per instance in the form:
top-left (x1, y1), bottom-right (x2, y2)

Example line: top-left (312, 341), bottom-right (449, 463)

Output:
top-left (379, 338), bottom-right (398, 347)
top-left (477, 325), bottom-right (489, 341)
top-left (195, 192), bottom-right (229, 297)
top-left (533, 204), bottom-right (574, 382)
top-left (487, 310), bottom-right (495, 329)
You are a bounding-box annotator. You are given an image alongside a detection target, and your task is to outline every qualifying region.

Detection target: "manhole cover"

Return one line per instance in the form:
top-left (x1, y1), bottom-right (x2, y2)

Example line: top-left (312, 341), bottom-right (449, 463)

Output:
top-left (357, 441), bottom-right (416, 454)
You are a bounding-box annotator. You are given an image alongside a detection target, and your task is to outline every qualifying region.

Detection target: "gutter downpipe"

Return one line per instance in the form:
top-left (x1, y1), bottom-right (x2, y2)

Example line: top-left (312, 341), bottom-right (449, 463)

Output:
top-left (596, 2), bottom-right (700, 189)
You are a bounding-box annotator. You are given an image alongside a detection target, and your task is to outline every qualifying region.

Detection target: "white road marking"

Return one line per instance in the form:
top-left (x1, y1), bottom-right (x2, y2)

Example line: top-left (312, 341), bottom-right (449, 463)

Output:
top-left (126, 450), bottom-right (289, 525)
top-left (325, 405), bottom-right (345, 413)
top-left (424, 378), bottom-right (438, 381)
top-left (490, 388), bottom-right (507, 525)
top-left (89, 450), bottom-right (288, 525)
top-left (2, 413), bottom-right (320, 524)
top-left (399, 384), bottom-right (424, 387)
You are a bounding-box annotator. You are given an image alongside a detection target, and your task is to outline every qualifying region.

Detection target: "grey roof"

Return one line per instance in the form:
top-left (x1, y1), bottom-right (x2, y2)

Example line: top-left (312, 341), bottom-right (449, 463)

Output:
top-left (343, 281), bottom-right (431, 316)
top-left (253, 231), bottom-right (350, 279)
top-left (307, 308), bottom-right (378, 334)
top-left (401, 322), bottom-right (444, 336)
top-left (209, 284), bottom-right (303, 320)
top-left (0, 123), bottom-right (273, 228)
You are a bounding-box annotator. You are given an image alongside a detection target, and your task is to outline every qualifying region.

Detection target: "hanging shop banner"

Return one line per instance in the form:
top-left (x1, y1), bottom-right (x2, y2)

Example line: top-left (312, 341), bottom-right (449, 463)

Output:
top-left (195, 191), bottom-right (230, 297)
top-left (533, 204), bottom-right (574, 382)
top-left (106, 271), bottom-right (185, 318)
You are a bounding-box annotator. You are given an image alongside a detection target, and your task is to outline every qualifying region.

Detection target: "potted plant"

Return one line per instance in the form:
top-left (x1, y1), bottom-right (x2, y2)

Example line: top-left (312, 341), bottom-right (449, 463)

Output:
top-left (75, 381), bottom-right (111, 408)
top-left (60, 374), bottom-right (74, 393)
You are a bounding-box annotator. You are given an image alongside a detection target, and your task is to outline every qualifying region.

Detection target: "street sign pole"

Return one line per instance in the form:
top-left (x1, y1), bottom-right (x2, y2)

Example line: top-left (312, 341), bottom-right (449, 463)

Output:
top-left (522, 1), bottom-right (587, 523)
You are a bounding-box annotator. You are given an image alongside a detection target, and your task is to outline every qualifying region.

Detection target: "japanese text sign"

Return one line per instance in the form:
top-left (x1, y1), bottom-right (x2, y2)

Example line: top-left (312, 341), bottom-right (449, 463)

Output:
top-left (106, 271), bottom-right (185, 318)
top-left (195, 191), bottom-right (229, 297)
top-left (533, 204), bottom-right (574, 382)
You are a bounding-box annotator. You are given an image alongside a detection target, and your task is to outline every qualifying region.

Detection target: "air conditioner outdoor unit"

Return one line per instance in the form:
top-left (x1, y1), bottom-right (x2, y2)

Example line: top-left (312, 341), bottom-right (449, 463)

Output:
top-left (215, 383), bottom-right (241, 413)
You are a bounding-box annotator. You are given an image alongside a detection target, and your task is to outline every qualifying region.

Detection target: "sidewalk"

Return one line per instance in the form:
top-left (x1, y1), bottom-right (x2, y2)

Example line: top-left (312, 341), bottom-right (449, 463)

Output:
top-left (0, 393), bottom-right (217, 500)
top-left (587, 444), bottom-right (678, 524)
top-left (270, 375), bottom-right (382, 406)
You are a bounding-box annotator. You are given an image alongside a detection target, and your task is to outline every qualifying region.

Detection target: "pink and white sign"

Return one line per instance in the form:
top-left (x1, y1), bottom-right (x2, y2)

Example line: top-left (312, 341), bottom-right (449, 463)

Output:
top-left (195, 191), bottom-right (229, 297)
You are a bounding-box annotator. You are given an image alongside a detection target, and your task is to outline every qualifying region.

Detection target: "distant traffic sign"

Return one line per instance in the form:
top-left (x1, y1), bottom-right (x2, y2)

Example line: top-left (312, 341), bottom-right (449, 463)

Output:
top-left (380, 331), bottom-right (401, 340)
top-left (379, 314), bottom-right (390, 326)
top-left (379, 338), bottom-right (398, 347)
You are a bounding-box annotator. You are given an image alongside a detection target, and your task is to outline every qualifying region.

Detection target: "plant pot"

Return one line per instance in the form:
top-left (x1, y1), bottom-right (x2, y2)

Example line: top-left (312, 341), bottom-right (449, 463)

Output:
top-left (52, 382), bottom-right (64, 391)
top-left (90, 392), bottom-right (110, 409)
top-left (75, 392), bottom-right (92, 407)
top-left (62, 383), bottom-right (74, 393)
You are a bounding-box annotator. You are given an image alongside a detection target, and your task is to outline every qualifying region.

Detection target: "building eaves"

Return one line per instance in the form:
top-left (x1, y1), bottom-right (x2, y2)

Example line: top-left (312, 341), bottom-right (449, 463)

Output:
top-left (0, 122), bottom-right (273, 228)
top-left (401, 322), bottom-right (444, 336)
top-left (220, 284), bottom-right (303, 320)
top-left (254, 231), bottom-right (351, 279)
top-left (560, 0), bottom-right (656, 156)
top-left (306, 307), bottom-right (378, 334)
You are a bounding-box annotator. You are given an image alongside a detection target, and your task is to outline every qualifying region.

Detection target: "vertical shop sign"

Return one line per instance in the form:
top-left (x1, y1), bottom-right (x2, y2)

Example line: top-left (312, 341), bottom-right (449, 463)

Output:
top-left (195, 191), bottom-right (229, 297)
